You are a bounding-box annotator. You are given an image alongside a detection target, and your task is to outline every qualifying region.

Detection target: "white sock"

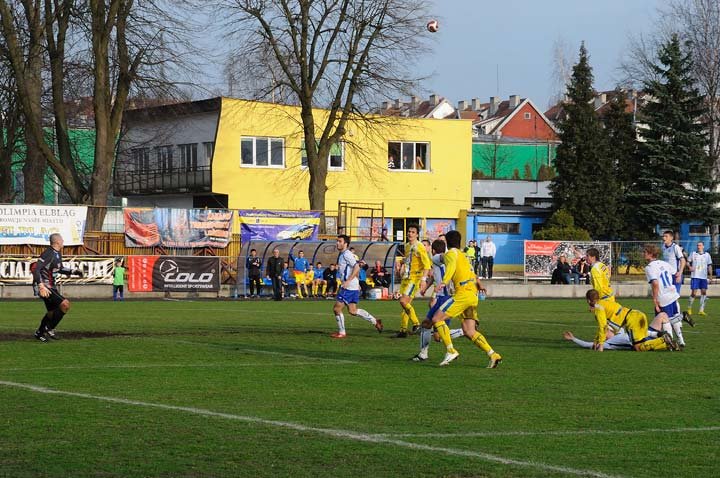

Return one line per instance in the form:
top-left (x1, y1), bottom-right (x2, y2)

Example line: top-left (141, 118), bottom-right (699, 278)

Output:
top-left (450, 328), bottom-right (464, 339)
top-left (355, 308), bottom-right (377, 325)
top-left (688, 296), bottom-right (695, 309)
top-left (419, 328), bottom-right (431, 356)
top-left (335, 313), bottom-right (346, 334)
top-left (700, 295), bottom-right (707, 310)
top-left (671, 319), bottom-right (684, 346)
top-left (662, 321), bottom-right (673, 337)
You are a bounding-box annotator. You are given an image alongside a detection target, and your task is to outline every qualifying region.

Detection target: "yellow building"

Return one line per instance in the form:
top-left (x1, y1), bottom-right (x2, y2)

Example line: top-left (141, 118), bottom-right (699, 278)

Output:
top-left (118, 97), bottom-right (471, 240)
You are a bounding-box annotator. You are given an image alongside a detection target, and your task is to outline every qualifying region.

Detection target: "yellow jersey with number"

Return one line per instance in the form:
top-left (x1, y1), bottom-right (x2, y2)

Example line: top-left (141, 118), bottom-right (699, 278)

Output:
top-left (442, 248), bottom-right (477, 295)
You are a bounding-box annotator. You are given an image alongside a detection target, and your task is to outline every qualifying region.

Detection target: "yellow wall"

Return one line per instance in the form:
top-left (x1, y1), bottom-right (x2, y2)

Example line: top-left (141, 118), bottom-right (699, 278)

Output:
top-left (212, 98), bottom-right (472, 219)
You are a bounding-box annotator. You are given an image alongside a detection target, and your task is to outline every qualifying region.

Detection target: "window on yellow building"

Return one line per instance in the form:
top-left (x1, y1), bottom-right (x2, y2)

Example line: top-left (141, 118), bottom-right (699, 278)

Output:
top-left (241, 136), bottom-right (284, 168)
top-left (301, 141), bottom-right (344, 170)
top-left (388, 141), bottom-right (429, 171)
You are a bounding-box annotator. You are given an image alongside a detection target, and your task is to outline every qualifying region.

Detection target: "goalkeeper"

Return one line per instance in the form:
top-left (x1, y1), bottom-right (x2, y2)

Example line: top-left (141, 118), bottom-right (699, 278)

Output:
top-left (31, 233), bottom-right (82, 342)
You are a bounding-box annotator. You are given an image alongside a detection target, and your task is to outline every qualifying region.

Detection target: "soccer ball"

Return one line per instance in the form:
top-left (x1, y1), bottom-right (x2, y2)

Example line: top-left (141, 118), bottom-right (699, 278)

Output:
top-left (426, 20), bottom-right (439, 33)
top-left (393, 291), bottom-right (402, 300)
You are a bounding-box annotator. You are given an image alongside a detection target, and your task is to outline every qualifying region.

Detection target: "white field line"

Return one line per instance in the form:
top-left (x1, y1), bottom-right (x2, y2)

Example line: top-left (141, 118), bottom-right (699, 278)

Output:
top-left (143, 337), bottom-right (359, 364)
top-left (381, 426), bottom-right (720, 439)
top-left (0, 362), bottom-right (325, 372)
top-left (0, 380), bottom-right (621, 478)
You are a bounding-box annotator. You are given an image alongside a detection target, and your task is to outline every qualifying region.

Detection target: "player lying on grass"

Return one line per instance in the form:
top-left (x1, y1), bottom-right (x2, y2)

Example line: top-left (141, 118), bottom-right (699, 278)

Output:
top-left (585, 289), bottom-right (678, 351)
top-left (421, 230), bottom-right (502, 368)
top-left (330, 234), bottom-right (384, 338)
top-left (411, 239), bottom-right (464, 362)
top-left (564, 310), bottom-right (676, 350)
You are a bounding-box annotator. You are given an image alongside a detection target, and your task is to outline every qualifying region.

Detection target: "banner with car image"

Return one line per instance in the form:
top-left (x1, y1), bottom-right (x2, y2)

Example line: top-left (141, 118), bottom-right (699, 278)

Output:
top-left (238, 210), bottom-right (321, 243)
top-left (124, 208), bottom-right (233, 248)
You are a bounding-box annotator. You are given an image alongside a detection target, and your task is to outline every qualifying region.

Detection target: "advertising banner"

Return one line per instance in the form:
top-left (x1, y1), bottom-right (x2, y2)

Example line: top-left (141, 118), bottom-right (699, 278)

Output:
top-left (425, 219), bottom-right (456, 241)
top-left (124, 208), bottom-right (233, 248)
top-left (0, 256), bottom-right (115, 284)
top-left (238, 210), bottom-right (321, 243)
top-left (357, 217), bottom-right (391, 241)
top-left (0, 205), bottom-right (87, 246)
top-left (524, 241), bottom-right (612, 277)
top-left (127, 256), bottom-right (220, 292)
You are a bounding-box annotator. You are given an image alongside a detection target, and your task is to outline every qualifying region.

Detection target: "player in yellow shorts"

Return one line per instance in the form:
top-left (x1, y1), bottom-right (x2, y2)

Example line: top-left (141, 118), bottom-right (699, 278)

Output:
top-left (422, 230), bottom-right (502, 368)
top-left (585, 289), bottom-right (678, 351)
top-left (393, 223), bottom-right (432, 338)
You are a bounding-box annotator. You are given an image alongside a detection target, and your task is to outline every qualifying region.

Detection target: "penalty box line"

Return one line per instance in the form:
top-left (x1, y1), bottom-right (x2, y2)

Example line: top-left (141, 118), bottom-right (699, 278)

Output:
top-left (0, 380), bottom-right (620, 478)
top-left (382, 427), bottom-right (720, 438)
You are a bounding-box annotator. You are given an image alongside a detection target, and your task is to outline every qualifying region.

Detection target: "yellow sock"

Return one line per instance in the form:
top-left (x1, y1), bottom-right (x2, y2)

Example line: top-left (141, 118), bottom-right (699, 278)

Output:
top-left (322, 283), bottom-right (327, 295)
top-left (399, 311), bottom-right (409, 332)
top-left (470, 331), bottom-right (494, 355)
top-left (312, 284), bottom-right (317, 295)
top-left (433, 322), bottom-right (457, 353)
top-left (407, 304), bottom-right (420, 326)
top-left (297, 287), bottom-right (303, 298)
top-left (636, 337), bottom-right (668, 351)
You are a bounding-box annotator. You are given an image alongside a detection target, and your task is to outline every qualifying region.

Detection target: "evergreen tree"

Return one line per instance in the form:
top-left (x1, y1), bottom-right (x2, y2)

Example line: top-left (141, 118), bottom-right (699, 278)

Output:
top-left (550, 43), bottom-right (619, 238)
top-left (602, 89), bottom-right (640, 238)
top-left (630, 34), bottom-right (718, 236)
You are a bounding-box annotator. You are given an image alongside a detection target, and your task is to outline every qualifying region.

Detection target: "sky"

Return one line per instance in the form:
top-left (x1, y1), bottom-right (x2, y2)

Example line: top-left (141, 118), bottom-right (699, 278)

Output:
top-left (422, 0), bottom-right (666, 109)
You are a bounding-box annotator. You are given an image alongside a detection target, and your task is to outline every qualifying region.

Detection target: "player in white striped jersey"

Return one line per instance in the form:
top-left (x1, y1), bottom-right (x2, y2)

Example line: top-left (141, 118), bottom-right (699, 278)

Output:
top-left (410, 240), bottom-right (464, 362)
top-left (330, 235), bottom-right (383, 339)
top-left (645, 244), bottom-right (693, 348)
top-left (661, 230), bottom-right (686, 294)
top-left (688, 241), bottom-right (712, 316)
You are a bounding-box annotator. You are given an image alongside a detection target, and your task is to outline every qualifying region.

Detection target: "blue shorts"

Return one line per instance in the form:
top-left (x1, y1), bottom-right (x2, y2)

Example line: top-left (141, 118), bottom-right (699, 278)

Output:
top-left (427, 295), bottom-right (453, 326)
top-left (690, 278), bottom-right (708, 290)
top-left (337, 288), bottom-right (360, 305)
top-left (659, 301), bottom-right (680, 318)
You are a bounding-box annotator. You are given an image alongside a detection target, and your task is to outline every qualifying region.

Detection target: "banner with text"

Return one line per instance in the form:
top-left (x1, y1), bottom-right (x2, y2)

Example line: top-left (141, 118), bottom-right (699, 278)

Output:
top-left (238, 210), bottom-right (321, 243)
top-left (127, 256), bottom-right (220, 292)
top-left (425, 219), bottom-right (457, 241)
top-left (0, 205), bottom-right (87, 245)
top-left (124, 208), bottom-right (233, 248)
top-left (524, 241), bottom-right (612, 277)
top-left (0, 256), bottom-right (115, 284)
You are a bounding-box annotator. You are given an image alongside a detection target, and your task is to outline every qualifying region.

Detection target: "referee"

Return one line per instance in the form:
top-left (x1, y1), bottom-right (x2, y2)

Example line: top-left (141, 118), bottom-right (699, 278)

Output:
top-left (31, 233), bottom-right (81, 342)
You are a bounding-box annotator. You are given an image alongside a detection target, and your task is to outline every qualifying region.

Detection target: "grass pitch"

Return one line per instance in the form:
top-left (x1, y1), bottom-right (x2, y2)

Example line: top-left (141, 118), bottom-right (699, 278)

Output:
top-left (0, 297), bottom-right (718, 478)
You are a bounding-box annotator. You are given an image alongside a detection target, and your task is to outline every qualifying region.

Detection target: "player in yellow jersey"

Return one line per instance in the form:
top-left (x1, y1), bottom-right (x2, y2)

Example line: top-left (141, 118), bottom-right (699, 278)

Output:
top-left (586, 247), bottom-right (616, 311)
top-left (393, 224), bottom-right (432, 338)
top-left (423, 230), bottom-right (502, 368)
top-left (585, 289), bottom-right (678, 351)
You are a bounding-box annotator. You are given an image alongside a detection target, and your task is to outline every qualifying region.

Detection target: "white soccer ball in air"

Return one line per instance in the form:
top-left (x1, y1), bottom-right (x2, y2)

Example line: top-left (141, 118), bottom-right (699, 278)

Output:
top-left (426, 19), bottom-right (439, 33)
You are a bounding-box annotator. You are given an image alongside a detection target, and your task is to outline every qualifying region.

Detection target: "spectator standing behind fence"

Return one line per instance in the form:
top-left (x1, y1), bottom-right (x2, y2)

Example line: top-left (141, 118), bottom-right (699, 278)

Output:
top-left (324, 263), bottom-right (338, 297)
top-left (480, 236), bottom-right (496, 279)
top-left (464, 241), bottom-right (477, 273)
top-left (265, 248), bottom-right (284, 301)
top-left (246, 248), bottom-right (263, 298)
top-left (113, 258), bottom-right (126, 301)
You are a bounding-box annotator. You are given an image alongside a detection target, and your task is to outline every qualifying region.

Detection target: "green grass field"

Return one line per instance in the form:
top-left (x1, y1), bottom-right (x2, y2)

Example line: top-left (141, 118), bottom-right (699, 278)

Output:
top-left (1, 297), bottom-right (718, 478)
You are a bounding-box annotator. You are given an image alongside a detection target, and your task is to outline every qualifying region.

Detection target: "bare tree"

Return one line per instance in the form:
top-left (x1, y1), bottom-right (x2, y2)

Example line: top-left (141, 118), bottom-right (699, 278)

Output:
top-left (0, 52), bottom-right (22, 202)
top-left (216, 0), bottom-right (433, 215)
top-left (476, 140), bottom-right (512, 179)
top-left (549, 36), bottom-right (574, 108)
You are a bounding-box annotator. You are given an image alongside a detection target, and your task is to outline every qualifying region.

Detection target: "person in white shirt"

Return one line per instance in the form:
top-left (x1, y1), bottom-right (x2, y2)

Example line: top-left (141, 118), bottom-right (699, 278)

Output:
top-left (480, 236), bottom-right (497, 279)
top-left (645, 244), bottom-right (694, 348)
top-left (330, 235), bottom-right (383, 339)
top-left (661, 230), bottom-right (686, 294)
top-left (688, 241), bottom-right (712, 316)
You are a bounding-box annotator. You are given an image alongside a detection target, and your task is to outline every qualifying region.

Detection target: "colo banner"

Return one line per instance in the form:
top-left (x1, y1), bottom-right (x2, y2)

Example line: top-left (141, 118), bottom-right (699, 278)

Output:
top-left (524, 241), bottom-right (612, 277)
top-left (0, 205), bottom-right (87, 246)
top-left (238, 210), bottom-right (321, 243)
top-left (0, 256), bottom-right (115, 284)
top-left (127, 256), bottom-right (220, 292)
top-left (124, 208), bottom-right (233, 248)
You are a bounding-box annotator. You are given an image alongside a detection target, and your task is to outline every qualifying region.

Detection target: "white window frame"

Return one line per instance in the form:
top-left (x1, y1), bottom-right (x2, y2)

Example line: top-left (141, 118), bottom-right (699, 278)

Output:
top-left (240, 136), bottom-right (285, 169)
top-left (524, 112), bottom-right (532, 120)
top-left (387, 141), bottom-right (430, 172)
top-left (132, 147), bottom-right (150, 172)
top-left (301, 141), bottom-right (345, 171)
top-left (178, 143), bottom-right (198, 171)
top-left (203, 142), bottom-right (215, 163)
top-left (155, 145), bottom-right (173, 173)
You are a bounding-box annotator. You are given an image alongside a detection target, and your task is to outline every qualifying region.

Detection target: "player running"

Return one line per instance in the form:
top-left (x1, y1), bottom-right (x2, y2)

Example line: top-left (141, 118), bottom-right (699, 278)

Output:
top-left (687, 241), bottom-right (712, 316)
top-left (393, 224), bottom-right (432, 338)
top-left (424, 230), bottom-right (501, 368)
top-left (330, 235), bottom-right (383, 338)
top-left (31, 233), bottom-right (82, 342)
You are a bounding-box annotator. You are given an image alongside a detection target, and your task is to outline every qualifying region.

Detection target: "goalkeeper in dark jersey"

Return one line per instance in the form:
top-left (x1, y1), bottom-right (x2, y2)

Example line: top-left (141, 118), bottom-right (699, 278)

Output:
top-left (31, 233), bottom-right (82, 342)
